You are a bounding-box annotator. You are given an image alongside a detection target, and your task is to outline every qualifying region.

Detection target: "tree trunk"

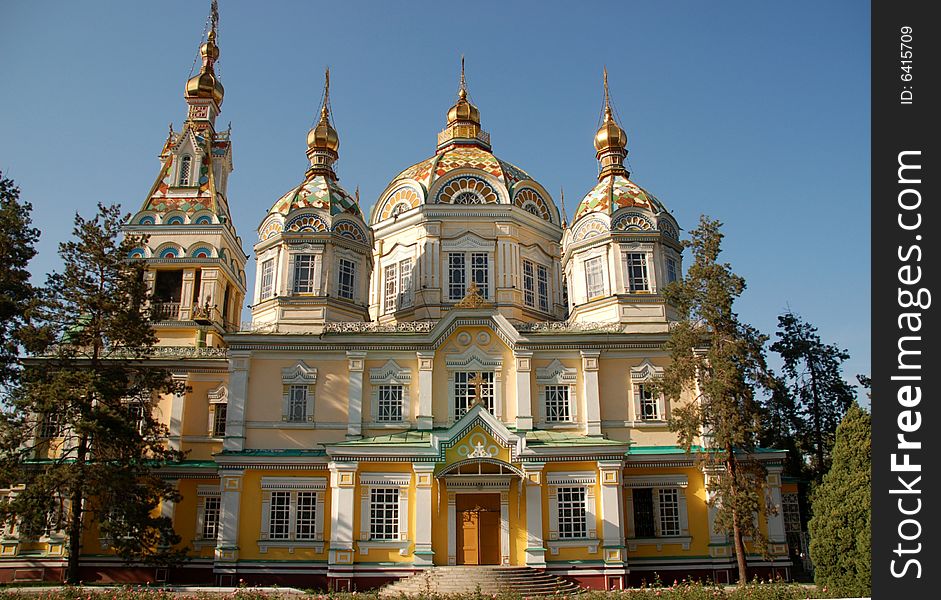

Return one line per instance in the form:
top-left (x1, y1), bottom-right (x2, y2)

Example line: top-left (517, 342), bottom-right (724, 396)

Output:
top-left (65, 432), bottom-right (88, 584)
top-left (807, 358), bottom-right (824, 478)
top-left (726, 448), bottom-right (749, 585)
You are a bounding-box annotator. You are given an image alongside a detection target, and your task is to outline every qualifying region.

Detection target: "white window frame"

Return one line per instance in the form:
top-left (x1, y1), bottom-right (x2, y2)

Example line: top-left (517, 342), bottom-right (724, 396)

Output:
top-left (383, 259), bottom-right (414, 314)
top-left (281, 361), bottom-right (317, 424)
top-left (292, 254), bottom-right (317, 294)
top-left (619, 243), bottom-right (657, 294)
top-left (358, 473), bottom-right (411, 555)
top-left (584, 255), bottom-right (607, 300)
top-left (665, 255), bottom-right (678, 284)
top-left (258, 477), bottom-right (326, 552)
top-left (631, 360), bottom-right (666, 424)
top-left (547, 472), bottom-right (598, 554)
top-left (194, 485), bottom-right (221, 547)
top-left (535, 359), bottom-right (578, 427)
top-left (207, 383), bottom-right (228, 438)
top-left (178, 154), bottom-right (193, 187)
top-left (623, 251), bottom-right (650, 292)
top-left (537, 263), bottom-right (550, 312)
top-left (260, 258), bottom-right (275, 300)
top-left (624, 475), bottom-right (690, 550)
top-left (442, 233), bottom-right (495, 302)
top-left (522, 259), bottom-right (536, 307)
top-left (369, 360), bottom-right (412, 426)
top-left (337, 257), bottom-right (356, 301)
top-left (445, 347), bottom-right (503, 423)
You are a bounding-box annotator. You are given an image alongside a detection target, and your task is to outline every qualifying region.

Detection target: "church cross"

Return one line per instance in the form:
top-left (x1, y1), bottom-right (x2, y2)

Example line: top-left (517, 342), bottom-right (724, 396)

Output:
top-left (468, 372), bottom-right (486, 407)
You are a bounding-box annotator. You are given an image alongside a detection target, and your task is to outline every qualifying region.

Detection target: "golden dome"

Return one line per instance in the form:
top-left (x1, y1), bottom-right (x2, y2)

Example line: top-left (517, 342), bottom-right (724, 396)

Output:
top-left (594, 106), bottom-right (627, 152)
top-left (307, 70), bottom-right (339, 153)
top-left (185, 30), bottom-right (224, 105)
top-left (447, 87), bottom-right (480, 126)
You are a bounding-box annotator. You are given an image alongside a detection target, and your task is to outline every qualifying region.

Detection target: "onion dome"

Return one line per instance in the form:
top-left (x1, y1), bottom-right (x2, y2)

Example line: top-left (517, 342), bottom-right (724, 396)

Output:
top-left (437, 57), bottom-right (490, 152)
top-left (307, 69), bottom-right (339, 153)
top-left (185, 29), bottom-right (225, 106)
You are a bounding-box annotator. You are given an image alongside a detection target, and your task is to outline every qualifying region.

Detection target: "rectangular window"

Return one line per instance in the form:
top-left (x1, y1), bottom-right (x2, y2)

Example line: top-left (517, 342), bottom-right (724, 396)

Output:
top-left (471, 252), bottom-right (489, 298)
top-left (398, 260), bottom-right (413, 308)
top-left (212, 404), bottom-right (227, 437)
top-left (666, 257), bottom-right (678, 284)
top-left (39, 413), bottom-right (60, 439)
top-left (260, 259), bottom-right (275, 300)
top-left (556, 486), bottom-right (588, 539)
top-left (453, 371), bottom-right (495, 419)
top-left (338, 258), bottom-right (356, 300)
top-left (658, 488), bottom-right (681, 536)
top-left (523, 260), bottom-right (536, 307)
top-left (636, 384), bottom-right (661, 420)
top-left (537, 264), bottom-right (550, 312)
top-left (625, 252), bottom-right (650, 292)
top-left (377, 384), bottom-right (404, 422)
top-left (295, 491), bottom-right (317, 540)
top-left (369, 488), bottom-right (400, 540)
top-left (127, 403), bottom-right (145, 434)
top-left (448, 253), bottom-right (466, 300)
top-left (289, 385), bottom-right (308, 422)
top-left (384, 263), bottom-right (398, 312)
top-left (544, 385), bottom-right (571, 423)
top-left (292, 255), bottom-right (316, 294)
top-left (202, 496), bottom-right (221, 540)
top-left (268, 491), bottom-right (291, 540)
top-left (633, 488), bottom-right (656, 537)
top-left (585, 256), bottom-right (605, 298)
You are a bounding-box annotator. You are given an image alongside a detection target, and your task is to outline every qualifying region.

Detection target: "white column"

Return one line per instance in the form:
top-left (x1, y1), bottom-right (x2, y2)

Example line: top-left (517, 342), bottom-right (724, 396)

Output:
top-left (329, 461), bottom-right (358, 566)
top-left (598, 460), bottom-right (625, 565)
top-left (523, 463), bottom-right (546, 567)
top-left (223, 351), bottom-right (251, 452)
top-left (447, 490), bottom-right (457, 565)
top-left (766, 466), bottom-right (787, 555)
top-left (500, 490), bottom-right (511, 565)
top-left (168, 372), bottom-right (187, 451)
top-left (581, 350), bottom-right (602, 436)
top-left (215, 470), bottom-right (243, 563)
top-left (703, 467), bottom-right (730, 559)
top-left (413, 463), bottom-right (436, 567)
top-left (416, 352), bottom-right (434, 430)
top-left (346, 351), bottom-right (366, 439)
top-left (515, 351), bottom-right (534, 431)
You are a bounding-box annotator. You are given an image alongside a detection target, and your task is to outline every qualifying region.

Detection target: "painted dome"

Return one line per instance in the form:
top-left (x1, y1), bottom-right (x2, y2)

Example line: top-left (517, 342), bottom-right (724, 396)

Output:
top-left (572, 174), bottom-right (667, 222)
top-left (270, 175), bottom-right (361, 219)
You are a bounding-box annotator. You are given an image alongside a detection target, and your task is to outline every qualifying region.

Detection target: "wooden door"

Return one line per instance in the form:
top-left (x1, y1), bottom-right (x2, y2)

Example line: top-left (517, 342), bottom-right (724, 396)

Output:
top-left (456, 494), bottom-right (501, 565)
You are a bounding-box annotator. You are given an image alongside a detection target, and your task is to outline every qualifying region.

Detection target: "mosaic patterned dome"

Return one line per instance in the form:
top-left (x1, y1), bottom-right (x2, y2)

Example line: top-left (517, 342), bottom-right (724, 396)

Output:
top-left (572, 174), bottom-right (667, 223)
top-left (270, 175), bottom-right (361, 219)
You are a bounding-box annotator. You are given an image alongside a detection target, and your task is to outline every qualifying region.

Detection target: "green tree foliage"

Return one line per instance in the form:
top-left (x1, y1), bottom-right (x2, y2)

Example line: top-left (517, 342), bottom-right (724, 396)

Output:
top-left (0, 172), bottom-right (40, 385)
top-left (808, 402), bottom-right (871, 597)
top-left (0, 203), bottom-right (186, 583)
top-left (770, 312), bottom-right (855, 481)
top-left (658, 216), bottom-right (775, 584)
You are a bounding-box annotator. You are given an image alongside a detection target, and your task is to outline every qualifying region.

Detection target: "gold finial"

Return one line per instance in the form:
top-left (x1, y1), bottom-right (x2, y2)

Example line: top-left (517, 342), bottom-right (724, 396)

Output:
top-left (321, 67), bottom-right (331, 120)
top-left (560, 186), bottom-right (568, 227)
top-left (603, 66), bottom-right (612, 121)
top-left (185, 0), bottom-right (224, 106)
top-left (307, 68), bottom-right (339, 154)
top-left (459, 55), bottom-right (467, 100)
top-left (594, 66), bottom-right (628, 177)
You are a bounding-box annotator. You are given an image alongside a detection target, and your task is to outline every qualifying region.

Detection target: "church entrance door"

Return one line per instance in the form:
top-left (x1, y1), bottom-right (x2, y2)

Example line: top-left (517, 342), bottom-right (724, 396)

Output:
top-left (456, 493), bottom-right (501, 565)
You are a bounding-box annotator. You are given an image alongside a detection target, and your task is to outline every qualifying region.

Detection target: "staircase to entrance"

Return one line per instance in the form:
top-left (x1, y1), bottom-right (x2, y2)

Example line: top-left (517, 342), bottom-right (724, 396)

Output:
top-left (378, 566), bottom-right (583, 597)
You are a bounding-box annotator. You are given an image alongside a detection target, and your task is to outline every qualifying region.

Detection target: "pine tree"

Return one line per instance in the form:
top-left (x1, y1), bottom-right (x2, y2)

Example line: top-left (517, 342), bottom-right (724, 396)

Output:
top-left (659, 215), bottom-right (775, 585)
top-left (808, 402), bottom-right (871, 597)
top-left (0, 172), bottom-right (40, 385)
top-left (770, 312), bottom-right (855, 481)
top-left (0, 203), bottom-right (187, 583)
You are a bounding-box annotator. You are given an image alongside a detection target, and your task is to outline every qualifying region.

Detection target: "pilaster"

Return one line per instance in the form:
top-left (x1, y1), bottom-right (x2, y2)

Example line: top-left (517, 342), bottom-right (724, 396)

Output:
top-left (523, 462), bottom-right (546, 567)
top-left (346, 351), bottom-right (366, 439)
top-left (215, 470), bottom-right (243, 563)
top-left (223, 351), bottom-right (250, 451)
top-left (581, 350), bottom-right (602, 436)
top-left (168, 372), bottom-right (188, 451)
top-left (412, 463), bottom-right (436, 567)
top-left (514, 350), bottom-right (534, 431)
top-left (765, 466), bottom-right (788, 556)
top-left (416, 351), bottom-right (434, 430)
top-left (328, 461), bottom-right (358, 566)
top-left (598, 460), bottom-right (625, 565)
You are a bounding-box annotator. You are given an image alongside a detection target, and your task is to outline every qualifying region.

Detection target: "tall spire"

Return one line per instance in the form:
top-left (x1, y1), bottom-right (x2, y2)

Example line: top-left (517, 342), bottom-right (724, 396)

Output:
top-left (185, 0), bottom-right (224, 111)
top-left (438, 56), bottom-right (488, 151)
top-left (307, 68), bottom-right (340, 177)
top-left (593, 66), bottom-right (628, 180)
top-left (560, 186), bottom-right (569, 227)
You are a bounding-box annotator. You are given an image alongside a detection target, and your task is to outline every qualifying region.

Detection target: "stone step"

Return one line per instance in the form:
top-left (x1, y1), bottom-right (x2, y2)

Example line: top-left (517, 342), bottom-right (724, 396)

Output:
top-left (379, 566), bottom-right (583, 597)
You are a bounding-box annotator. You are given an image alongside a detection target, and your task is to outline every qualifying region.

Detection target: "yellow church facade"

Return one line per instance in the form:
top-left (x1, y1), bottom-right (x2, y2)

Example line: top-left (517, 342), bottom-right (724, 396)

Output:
top-left (0, 7), bottom-right (790, 589)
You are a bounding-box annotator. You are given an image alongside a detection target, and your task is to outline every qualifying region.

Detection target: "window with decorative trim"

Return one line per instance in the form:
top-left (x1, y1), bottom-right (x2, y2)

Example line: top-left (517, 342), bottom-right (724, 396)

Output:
top-left (178, 155), bottom-right (192, 186)
top-left (38, 413), bottom-right (60, 439)
top-left (369, 360), bottom-right (411, 425)
top-left (624, 475), bottom-right (690, 547)
top-left (547, 472), bottom-right (597, 553)
top-left (447, 251), bottom-right (490, 300)
top-left (292, 254), bottom-right (316, 294)
top-left (631, 360), bottom-right (666, 423)
top-left (281, 361), bottom-right (317, 423)
top-left (358, 473), bottom-right (410, 554)
top-left (536, 359), bottom-right (577, 425)
top-left (337, 258), bottom-right (356, 300)
top-left (523, 260), bottom-right (536, 307)
top-left (258, 477), bottom-right (326, 551)
top-left (260, 259), bottom-right (275, 300)
top-left (666, 256), bottom-right (678, 284)
top-left (194, 485), bottom-right (221, 545)
top-left (523, 260), bottom-right (551, 312)
top-left (446, 348), bottom-right (503, 422)
top-left (537, 264), bottom-right (550, 311)
top-left (454, 371), bottom-right (494, 418)
top-left (624, 252), bottom-right (650, 292)
top-left (585, 256), bottom-right (606, 299)
top-left (207, 383), bottom-right (227, 438)
top-left (383, 259), bottom-right (413, 313)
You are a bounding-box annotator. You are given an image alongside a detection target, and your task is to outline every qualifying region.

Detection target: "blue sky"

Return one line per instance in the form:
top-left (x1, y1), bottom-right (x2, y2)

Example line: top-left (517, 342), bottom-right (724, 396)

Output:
top-left (0, 1), bottom-right (870, 392)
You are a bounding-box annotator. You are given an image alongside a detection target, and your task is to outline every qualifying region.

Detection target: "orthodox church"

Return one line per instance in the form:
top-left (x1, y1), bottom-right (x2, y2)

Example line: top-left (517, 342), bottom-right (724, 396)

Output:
top-left (0, 6), bottom-right (794, 590)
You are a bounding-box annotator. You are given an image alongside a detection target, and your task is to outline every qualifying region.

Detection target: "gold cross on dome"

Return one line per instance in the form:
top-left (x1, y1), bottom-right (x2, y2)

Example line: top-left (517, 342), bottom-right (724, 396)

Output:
top-left (468, 372), bottom-right (486, 407)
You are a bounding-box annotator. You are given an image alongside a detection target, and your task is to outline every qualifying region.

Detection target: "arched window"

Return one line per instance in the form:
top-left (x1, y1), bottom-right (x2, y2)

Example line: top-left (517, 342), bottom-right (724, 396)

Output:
top-left (179, 155), bottom-right (192, 186)
top-left (452, 191), bottom-right (482, 205)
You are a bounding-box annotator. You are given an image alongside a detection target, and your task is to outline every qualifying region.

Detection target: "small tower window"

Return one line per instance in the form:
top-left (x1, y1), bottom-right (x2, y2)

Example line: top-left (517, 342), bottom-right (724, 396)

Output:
top-left (179, 155), bottom-right (192, 186)
top-left (337, 259), bottom-right (356, 300)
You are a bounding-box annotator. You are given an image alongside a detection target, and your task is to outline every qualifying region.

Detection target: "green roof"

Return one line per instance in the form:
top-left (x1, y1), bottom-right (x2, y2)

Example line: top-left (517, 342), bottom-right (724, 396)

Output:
top-left (333, 430), bottom-right (433, 447)
top-left (525, 430), bottom-right (625, 447)
top-left (217, 448), bottom-right (327, 457)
